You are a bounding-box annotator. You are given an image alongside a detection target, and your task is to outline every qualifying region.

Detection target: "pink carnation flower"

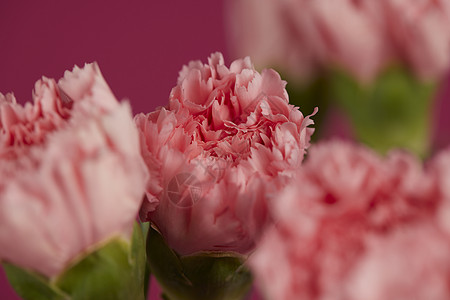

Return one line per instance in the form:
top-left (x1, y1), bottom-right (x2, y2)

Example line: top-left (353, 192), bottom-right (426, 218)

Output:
top-left (226, 0), bottom-right (450, 82)
top-left (225, 0), bottom-right (319, 81)
top-left (0, 64), bottom-right (147, 277)
top-left (226, 0), bottom-right (388, 82)
top-left (136, 52), bottom-right (315, 255)
top-left (250, 140), bottom-right (449, 300)
top-left (382, 0), bottom-right (450, 80)
top-left (347, 224), bottom-right (450, 300)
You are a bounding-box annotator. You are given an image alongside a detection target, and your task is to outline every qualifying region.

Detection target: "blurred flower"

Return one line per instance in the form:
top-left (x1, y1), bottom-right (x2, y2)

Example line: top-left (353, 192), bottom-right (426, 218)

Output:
top-left (250, 140), bottom-right (449, 300)
top-left (226, 0), bottom-right (387, 82)
top-left (226, 0), bottom-right (450, 82)
top-left (0, 64), bottom-right (147, 277)
top-left (383, 0), bottom-right (450, 80)
top-left (225, 0), bottom-right (318, 82)
top-left (346, 224), bottom-right (450, 300)
top-left (136, 52), bottom-right (315, 255)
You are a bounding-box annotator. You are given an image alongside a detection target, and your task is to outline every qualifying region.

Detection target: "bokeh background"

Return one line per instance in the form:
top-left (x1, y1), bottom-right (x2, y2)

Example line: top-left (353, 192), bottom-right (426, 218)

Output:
top-left (1, 1), bottom-right (450, 299)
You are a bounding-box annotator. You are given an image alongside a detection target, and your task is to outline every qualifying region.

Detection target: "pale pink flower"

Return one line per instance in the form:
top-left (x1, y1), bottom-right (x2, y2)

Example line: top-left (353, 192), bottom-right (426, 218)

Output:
top-left (250, 140), bottom-right (449, 300)
top-left (382, 0), bottom-right (450, 80)
top-left (346, 224), bottom-right (450, 300)
top-left (225, 0), bottom-right (318, 81)
top-left (136, 52), bottom-right (315, 255)
top-left (226, 0), bottom-right (388, 82)
top-left (0, 64), bottom-right (147, 277)
top-left (226, 0), bottom-right (450, 82)
top-left (368, 150), bottom-right (439, 228)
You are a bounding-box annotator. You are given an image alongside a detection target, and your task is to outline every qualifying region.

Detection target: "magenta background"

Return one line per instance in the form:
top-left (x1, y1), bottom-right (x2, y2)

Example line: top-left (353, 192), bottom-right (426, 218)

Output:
top-left (0, 1), bottom-right (229, 114)
top-left (0, 1), bottom-right (449, 299)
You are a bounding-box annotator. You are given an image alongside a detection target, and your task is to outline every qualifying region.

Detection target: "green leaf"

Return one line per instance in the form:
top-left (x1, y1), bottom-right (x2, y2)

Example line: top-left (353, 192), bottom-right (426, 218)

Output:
top-left (139, 222), bottom-right (151, 299)
top-left (131, 222), bottom-right (148, 298)
top-left (329, 66), bottom-right (436, 158)
top-left (146, 226), bottom-right (252, 300)
top-left (2, 262), bottom-right (69, 300)
top-left (3, 224), bottom-right (146, 300)
top-left (54, 222), bottom-right (146, 300)
top-left (179, 253), bottom-right (252, 300)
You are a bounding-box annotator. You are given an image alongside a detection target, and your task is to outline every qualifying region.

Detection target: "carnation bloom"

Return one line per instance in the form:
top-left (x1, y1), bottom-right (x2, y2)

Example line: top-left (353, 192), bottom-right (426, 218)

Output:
top-left (382, 0), bottom-right (450, 80)
top-left (226, 0), bottom-right (388, 82)
top-left (250, 140), bottom-right (449, 300)
top-left (0, 64), bottom-right (147, 277)
top-left (225, 0), bottom-right (319, 82)
top-left (226, 0), bottom-right (450, 82)
top-left (136, 52), bottom-right (315, 255)
top-left (347, 224), bottom-right (450, 300)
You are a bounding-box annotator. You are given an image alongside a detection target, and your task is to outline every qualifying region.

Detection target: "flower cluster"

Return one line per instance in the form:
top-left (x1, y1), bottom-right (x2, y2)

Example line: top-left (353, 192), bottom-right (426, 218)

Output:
top-left (2, 49), bottom-right (449, 300)
top-left (250, 140), bottom-right (450, 300)
top-left (135, 52), bottom-right (315, 255)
